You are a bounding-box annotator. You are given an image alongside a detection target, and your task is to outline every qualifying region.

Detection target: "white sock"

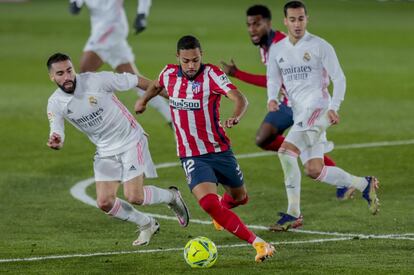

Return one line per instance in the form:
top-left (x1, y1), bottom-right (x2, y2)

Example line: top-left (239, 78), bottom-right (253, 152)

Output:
top-left (316, 166), bottom-right (368, 191)
top-left (278, 150), bottom-right (301, 218)
top-left (107, 198), bottom-right (150, 226)
top-left (135, 87), bottom-right (171, 122)
top-left (252, 236), bottom-right (265, 245)
top-left (137, 0), bottom-right (152, 15)
top-left (143, 185), bottom-right (174, 205)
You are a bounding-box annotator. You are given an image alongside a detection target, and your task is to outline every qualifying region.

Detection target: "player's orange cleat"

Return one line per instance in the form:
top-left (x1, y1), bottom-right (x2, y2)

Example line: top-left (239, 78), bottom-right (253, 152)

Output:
top-left (254, 242), bottom-right (275, 263)
top-left (212, 219), bottom-right (224, 231)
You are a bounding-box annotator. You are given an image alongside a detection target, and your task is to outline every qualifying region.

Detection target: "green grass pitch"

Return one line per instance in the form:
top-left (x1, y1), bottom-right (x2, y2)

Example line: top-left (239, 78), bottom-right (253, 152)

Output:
top-left (0, 0), bottom-right (413, 274)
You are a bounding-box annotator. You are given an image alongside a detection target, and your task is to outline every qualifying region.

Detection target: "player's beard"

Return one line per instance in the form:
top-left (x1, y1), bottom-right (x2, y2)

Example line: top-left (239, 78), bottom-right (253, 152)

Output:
top-left (252, 33), bottom-right (268, 47)
top-left (58, 78), bottom-right (77, 94)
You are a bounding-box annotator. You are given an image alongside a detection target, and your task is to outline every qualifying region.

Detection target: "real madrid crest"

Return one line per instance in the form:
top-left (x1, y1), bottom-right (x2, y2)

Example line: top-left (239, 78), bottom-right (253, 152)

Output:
top-left (303, 52), bottom-right (311, 62)
top-left (88, 96), bottom-right (98, 106)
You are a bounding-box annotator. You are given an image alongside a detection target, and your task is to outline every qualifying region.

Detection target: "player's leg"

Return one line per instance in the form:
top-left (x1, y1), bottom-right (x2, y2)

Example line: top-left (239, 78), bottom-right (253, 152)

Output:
top-left (269, 139), bottom-right (304, 231)
top-left (182, 154), bottom-right (274, 262)
top-left (256, 104), bottom-right (293, 151)
top-left (79, 51), bottom-right (104, 73)
top-left (305, 156), bottom-right (380, 215)
top-left (94, 153), bottom-right (158, 246)
top-left (122, 137), bottom-right (189, 227)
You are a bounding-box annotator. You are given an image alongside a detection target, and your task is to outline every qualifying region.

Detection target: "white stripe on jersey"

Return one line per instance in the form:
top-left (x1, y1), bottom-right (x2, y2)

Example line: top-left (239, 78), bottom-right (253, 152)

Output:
top-left (171, 76), bottom-right (191, 157)
top-left (208, 69), bottom-right (232, 94)
top-left (186, 82), bottom-right (207, 155)
top-left (202, 68), bottom-right (221, 153)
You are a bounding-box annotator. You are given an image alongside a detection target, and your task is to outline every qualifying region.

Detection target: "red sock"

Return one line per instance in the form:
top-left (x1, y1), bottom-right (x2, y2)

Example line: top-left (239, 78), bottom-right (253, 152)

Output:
top-left (199, 193), bottom-right (256, 244)
top-left (263, 135), bottom-right (285, 151)
top-left (221, 192), bottom-right (248, 209)
top-left (323, 155), bottom-right (336, 166)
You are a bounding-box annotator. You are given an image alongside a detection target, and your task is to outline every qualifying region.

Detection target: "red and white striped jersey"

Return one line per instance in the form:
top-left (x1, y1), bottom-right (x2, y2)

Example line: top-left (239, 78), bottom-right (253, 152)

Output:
top-left (260, 30), bottom-right (287, 65)
top-left (158, 64), bottom-right (237, 158)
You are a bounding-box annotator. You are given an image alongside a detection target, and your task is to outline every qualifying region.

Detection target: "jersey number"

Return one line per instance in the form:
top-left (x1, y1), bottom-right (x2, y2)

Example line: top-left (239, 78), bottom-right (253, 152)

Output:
top-left (183, 159), bottom-right (195, 176)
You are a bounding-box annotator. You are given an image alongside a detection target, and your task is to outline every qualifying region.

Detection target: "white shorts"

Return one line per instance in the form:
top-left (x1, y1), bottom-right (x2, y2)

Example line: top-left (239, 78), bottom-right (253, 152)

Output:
top-left (84, 38), bottom-right (135, 69)
top-left (285, 108), bottom-right (334, 164)
top-left (93, 137), bottom-right (157, 183)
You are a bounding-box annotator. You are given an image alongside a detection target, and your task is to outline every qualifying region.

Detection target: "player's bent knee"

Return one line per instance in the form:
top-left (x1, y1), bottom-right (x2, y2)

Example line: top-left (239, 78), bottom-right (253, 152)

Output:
top-left (97, 198), bottom-right (115, 212)
top-left (125, 193), bottom-right (145, 205)
top-left (305, 165), bottom-right (323, 179)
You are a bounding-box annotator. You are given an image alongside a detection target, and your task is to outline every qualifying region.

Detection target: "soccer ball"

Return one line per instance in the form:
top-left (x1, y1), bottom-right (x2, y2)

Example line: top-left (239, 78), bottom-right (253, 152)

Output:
top-left (183, 236), bottom-right (218, 268)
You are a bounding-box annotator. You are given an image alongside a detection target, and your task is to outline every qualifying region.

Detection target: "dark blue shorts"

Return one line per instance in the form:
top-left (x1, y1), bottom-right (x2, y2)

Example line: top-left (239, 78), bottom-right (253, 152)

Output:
top-left (180, 150), bottom-right (244, 191)
top-left (263, 103), bottom-right (294, 134)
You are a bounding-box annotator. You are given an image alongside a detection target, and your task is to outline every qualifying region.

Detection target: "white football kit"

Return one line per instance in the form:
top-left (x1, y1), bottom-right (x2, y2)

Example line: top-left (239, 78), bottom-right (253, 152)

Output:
top-left (267, 31), bottom-right (346, 162)
top-left (47, 71), bottom-right (157, 181)
top-left (72, 0), bottom-right (135, 68)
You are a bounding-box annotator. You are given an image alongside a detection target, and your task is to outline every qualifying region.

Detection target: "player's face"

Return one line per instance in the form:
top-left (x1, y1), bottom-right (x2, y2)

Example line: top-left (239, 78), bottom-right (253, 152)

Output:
top-left (177, 48), bottom-right (202, 79)
top-left (284, 8), bottom-right (308, 42)
top-left (246, 15), bottom-right (271, 45)
top-left (49, 60), bottom-right (76, 94)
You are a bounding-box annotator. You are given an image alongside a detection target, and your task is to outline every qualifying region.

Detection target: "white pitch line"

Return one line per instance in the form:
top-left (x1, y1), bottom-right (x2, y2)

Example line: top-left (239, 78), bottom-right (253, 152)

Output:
top-left (0, 237), bottom-right (354, 263)
top-left (70, 139), bottom-right (414, 239)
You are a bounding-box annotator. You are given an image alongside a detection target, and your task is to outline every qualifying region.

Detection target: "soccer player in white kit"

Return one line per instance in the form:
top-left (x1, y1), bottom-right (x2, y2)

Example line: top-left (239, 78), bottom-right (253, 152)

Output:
top-left (68, 0), bottom-right (172, 125)
top-left (266, 1), bottom-right (380, 229)
top-left (46, 53), bottom-right (189, 246)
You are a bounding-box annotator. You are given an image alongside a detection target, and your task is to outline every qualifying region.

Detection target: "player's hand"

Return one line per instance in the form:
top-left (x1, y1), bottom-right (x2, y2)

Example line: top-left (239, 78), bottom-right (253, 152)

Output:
top-left (135, 99), bottom-right (147, 114)
top-left (47, 133), bottom-right (62, 150)
top-left (267, 100), bottom-right (279, 112)
top-left (328, 110), bottom-right (340, 125)
top-left (224, 117), bottom-right (239, 128)
top-left (220, 59), bottom-right (237, 77)
top-left (134, 13), bottom-right (147, 34)
top-left (69, 1), bottom-right (81, 15)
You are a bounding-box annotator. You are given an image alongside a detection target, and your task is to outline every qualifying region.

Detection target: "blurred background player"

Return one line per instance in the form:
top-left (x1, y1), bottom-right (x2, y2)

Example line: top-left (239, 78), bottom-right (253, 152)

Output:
top-left (135, 35), bottom-right (275, 263)
top-left (46, 53), bottom-right (189, 246)
top-left (266, 1), bottom-right (380, 229)
top-left (221, 5), bottom-right (354, 230)
top-left (68, 0), bottom-right (172, 125)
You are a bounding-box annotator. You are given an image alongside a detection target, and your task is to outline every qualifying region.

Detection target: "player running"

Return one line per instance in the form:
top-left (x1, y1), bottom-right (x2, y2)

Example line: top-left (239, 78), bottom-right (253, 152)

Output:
top-left (68, 0), bottom-right (172, 126)
top-left (46, 53), bottom-right (189, 246)
top-left (135, 35), bottom-right (275, 263)
top-left (266, 1), bottom-right (380, 223)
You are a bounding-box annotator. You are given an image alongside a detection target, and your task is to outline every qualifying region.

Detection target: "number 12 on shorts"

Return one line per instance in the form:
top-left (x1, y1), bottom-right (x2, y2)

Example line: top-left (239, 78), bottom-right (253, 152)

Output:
top-left (183, 159), bottom-right (195, 184)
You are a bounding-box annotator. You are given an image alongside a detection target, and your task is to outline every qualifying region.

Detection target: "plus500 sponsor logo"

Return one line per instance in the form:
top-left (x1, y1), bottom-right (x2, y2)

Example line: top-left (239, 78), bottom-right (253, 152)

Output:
top-left (169, 97), bottom-right (201, 110)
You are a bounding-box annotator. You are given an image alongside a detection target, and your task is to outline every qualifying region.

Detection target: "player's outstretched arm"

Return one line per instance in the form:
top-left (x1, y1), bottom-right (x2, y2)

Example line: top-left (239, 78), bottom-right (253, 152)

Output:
top-left (224, 89), bottom-right (248, 128)
top-left (135, 80), bottom-right (164, 114)
top-left (221, 59), bottom-right (267, 88)
top-left (136, 75), bottom-right (152, 91)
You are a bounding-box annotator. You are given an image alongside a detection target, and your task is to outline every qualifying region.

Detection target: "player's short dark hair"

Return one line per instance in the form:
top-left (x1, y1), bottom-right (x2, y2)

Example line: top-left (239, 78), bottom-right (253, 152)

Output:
top-left (284, 1), bottom-right (307, 17)
top-left (246, 5), bottom-right (271, 20)
top-left (177, 35), bottom-right (202, 52)
top-left (47, 53), bottom-right (71, 71)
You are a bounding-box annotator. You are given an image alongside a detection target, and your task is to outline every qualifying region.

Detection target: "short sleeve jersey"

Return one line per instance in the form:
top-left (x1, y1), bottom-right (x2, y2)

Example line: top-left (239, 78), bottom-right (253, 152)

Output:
top-left (47, 71), bottom-right (143, 157)
top-left (158, 64), bottom-right (237, 158)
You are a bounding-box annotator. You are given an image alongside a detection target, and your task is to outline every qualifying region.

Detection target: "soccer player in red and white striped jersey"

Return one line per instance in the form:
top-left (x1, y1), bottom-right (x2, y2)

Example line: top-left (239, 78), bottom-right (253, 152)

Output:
top-left (135, 35), bottom-right (275, 262)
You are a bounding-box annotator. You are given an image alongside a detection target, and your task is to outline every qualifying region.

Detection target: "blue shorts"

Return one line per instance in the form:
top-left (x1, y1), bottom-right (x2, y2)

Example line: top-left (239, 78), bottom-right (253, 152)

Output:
top-left (180, 150), bottom-right (244, 191)
top-left (263, 103), bottom-right (293, 134)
